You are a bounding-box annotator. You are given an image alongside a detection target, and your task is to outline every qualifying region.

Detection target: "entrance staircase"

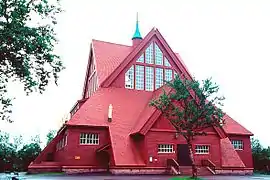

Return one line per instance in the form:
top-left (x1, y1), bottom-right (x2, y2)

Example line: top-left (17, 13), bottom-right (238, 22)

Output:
top-left (201, 159), bottom-right (216, 175)
top-left (167, 159), bottom-right (181, 175)
top-left (167, 158), bottom-right (216, 176)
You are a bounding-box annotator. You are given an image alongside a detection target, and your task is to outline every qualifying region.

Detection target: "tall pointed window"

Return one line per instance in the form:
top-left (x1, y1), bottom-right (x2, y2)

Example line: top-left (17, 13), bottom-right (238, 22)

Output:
top-left (124, 42), bottom-right (178, 91)
top-left (125, 65), bottom-right (134, 89)
top-left (155, 44), bottom-right (163, 65)
top-left (136, 54), bottom-right (144, 63)
top-left (165, 69), bottom-right (173, 82)
top-left (135, 65), bottom-right (144, 90)
top-left (145, 43), bottom-right (154, 64)
top-left (155, 68), bottom-right (163, 89)
top-left (145, 67), bottom-right (154, 91)
top-left (164, 57), bottom-right (171, 67)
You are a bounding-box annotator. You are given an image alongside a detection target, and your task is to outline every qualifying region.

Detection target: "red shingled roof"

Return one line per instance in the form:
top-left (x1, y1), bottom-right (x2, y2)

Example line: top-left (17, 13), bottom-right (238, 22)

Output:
top-left (220, 137), bottom-right (245, 167)
top-left (67, 87), bottom-right (153, 166)
top-left (90, 39), bottom-right (252, 136)
top-left (92, 40), bottom-right (132, 86)
top-left (222, 114), bottom-right (253, 136)
top-left (71, 33), bottom-right (253, 167)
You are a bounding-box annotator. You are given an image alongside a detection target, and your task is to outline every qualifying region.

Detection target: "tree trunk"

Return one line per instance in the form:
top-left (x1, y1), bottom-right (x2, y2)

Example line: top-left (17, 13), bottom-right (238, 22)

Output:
top-left (187, 140), bottom-right (197, 178)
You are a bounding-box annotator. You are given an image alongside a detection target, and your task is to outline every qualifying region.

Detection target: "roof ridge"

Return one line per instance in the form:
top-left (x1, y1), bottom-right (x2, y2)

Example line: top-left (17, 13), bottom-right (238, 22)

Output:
top-left (92, 39), bottom-right (131, 47)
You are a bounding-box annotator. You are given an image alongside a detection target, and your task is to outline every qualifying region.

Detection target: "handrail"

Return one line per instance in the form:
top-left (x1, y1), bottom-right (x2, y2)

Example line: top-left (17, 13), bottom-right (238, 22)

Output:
top-left (167, 158), bottom-right (181, 173)
top-left (201, 159), bottom-right (216, 171)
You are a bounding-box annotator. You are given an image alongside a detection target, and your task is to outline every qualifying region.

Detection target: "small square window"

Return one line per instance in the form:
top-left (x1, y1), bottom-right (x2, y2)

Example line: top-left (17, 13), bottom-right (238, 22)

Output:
top-left (231, 140), bottom-right (243, 150)
top-left (158, 144), bottom-right (174, 153)
top-left (80, 133), bottom-right (99, 145)
top-left (195, 145), bottom-right (210, 154)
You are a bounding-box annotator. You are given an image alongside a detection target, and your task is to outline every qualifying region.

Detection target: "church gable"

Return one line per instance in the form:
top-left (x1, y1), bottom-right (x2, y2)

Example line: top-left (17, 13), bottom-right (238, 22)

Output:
top-left (111, 36), bottom-right (182, 90)
top-left (82, 45), bottom-right (98, 99)
top-left (151, 114), bottom-right (217, 134)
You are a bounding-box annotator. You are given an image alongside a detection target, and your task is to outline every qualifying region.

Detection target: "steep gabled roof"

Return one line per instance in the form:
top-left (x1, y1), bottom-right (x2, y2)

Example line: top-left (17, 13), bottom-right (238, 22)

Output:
top-left (75, 28), bottom-right (253, 166)
top-left (101, 28), bottom-right (193, 87)
top-left (81, 40), bottom-right (132, 98)
top-left (222, 114), bottom-right (253, 136)
top-left (220, 137), bottom-right (245, 167)
top-left (67, 87), bottom-right (153, 166)
top-left (92, 40), bottom-right (132, 86)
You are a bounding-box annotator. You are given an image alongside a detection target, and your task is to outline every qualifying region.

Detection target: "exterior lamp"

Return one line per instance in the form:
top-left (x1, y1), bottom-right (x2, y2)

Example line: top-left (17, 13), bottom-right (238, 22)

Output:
top-left (108, 104), bottom-right (113, 122)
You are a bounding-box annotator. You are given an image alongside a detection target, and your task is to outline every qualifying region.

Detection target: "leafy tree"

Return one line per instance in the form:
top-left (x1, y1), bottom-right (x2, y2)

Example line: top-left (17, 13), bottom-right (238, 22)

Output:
top-left (46, 129), bottom-right (56, 145)
top-left (0, 0), bottom-right (64, 122)
top-left (251, 137), bottom-right (270, 172)
top-left (17, 141), bottom-right (41, 171)
top-left (0, 131), bottom-right (14, 171)
top-left (252, 137), bottom-right (263, 154)
top-left (150, 76), bottom-right (225, 178)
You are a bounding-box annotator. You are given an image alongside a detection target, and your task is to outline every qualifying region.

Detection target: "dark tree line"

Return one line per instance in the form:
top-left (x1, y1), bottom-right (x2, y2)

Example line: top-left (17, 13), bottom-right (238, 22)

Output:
top-left (0, 130), bottom-right (55, 172)
top-left (252, 137), bottom-right (270, 173)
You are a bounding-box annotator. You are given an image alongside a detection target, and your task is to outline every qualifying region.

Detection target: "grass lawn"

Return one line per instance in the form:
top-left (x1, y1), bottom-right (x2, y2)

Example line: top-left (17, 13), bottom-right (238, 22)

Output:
top-left (169, 177), bottom-right (205, 180)
top-left (27, 172), bottom-right (65, 176)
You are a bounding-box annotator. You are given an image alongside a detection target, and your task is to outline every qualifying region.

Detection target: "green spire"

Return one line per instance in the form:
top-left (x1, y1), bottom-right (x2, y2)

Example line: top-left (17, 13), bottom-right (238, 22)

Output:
top-left (132, 13), bottom-right (142, 40)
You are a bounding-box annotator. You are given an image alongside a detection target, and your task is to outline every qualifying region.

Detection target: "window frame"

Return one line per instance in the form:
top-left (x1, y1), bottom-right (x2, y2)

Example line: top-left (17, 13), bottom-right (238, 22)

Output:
top-left (125, 65), bottom-right (134, 89)
top-left (124, 41), bottom-right (180, 91)
top-left (80, 133), bottom-right (99, 145)
top-left (157, 144), bottom-right (174, 154)
top-left (231, 140), bottom-right (244, 150)
top-left (135, 65), bottom-right (145, 90)
top-left (195, 145), bottom-right (210, 154)
top-left (145, 66), bottom-right (154, 91)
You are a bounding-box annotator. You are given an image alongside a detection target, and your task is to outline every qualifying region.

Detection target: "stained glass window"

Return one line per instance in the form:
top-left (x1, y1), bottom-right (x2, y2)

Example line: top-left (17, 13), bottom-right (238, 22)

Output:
top-left (155, 44), bottom-right (163, 65)
top-left (155, 68), bottom-right (163, 89)
top-left (145, 67), bottom-right (154, 91)
top-left (136, 54), bottom-right (144, 63)
top-left (165, 69), bottom-right (173, 82)
top-left (145, 43), bottom-right (154, 64)
top-left (135, 65), bottom-right (144, 90)
top-left (164, 57), bottom-right (171, 67)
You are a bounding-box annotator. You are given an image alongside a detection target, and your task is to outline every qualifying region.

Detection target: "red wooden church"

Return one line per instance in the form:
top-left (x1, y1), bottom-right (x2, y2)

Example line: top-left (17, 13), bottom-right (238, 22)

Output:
top-left (28, 17), bottom-right (254, 176)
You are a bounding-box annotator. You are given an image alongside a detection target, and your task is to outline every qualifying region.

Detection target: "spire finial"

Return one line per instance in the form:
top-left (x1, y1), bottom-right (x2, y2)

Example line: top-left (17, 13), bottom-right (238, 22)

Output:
top-left (132, 13), bottom-right (142, 40)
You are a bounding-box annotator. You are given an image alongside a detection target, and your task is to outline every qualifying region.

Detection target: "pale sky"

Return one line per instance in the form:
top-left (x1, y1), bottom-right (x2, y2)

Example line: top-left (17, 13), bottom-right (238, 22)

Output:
top-left (1, 0), bottom-right (270, 147)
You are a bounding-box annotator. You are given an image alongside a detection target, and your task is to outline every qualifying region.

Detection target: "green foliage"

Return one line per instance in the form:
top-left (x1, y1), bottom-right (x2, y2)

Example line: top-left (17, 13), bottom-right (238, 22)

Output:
top-left (150, 76), bottom-right (225, 140)
top-left (46, 129), bottom-right (56, 145)
top-left (251, 137), bottom-right (270, 173)
top-left (17, 142), bottom-right (42, 171)
top-left (150, 76), bottom-right (225, 178)
top-left (0, 130), bottom-right (42, 172)
top-left (0, 0), bottom-right (64, 122)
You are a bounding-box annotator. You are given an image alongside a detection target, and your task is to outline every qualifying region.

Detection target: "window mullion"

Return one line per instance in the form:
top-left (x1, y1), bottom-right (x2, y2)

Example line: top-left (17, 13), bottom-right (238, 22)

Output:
top-left (144, 65), bottom-right (146, 90)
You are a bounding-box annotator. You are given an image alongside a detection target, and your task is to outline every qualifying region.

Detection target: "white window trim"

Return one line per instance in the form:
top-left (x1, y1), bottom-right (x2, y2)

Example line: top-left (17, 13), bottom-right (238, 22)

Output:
top-left (158, 144), bottom-right (175, 154)
top-left (231, 140), bottom-right (244, 150)
top-left (195, 145), bottom-right (210, 154)
top-left (80, 133), bottom-right (99, 145)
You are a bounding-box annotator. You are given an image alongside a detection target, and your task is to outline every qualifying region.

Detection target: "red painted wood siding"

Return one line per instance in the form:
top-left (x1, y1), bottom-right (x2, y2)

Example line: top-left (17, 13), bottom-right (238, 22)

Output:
top-left (144, 115), bottom-right (222, 168)
top-left (83, 53), bottom-right (98, 99)
top-left (54, 127), bottom-right (111, 166)
top-left (229, 135), bottom-right (253, 168)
